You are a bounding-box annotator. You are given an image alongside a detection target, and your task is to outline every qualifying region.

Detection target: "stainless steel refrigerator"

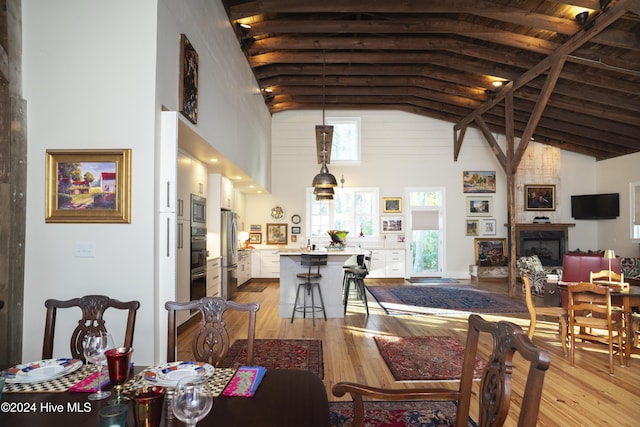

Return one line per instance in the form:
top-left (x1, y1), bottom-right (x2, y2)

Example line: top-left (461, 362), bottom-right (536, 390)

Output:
top-left (221, 210), bottom-right (238, 299)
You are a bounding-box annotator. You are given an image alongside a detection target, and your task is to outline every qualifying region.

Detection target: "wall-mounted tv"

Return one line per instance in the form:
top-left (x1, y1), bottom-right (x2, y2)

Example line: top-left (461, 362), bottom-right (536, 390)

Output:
top-left (570, 193), bottom-right (620, 219)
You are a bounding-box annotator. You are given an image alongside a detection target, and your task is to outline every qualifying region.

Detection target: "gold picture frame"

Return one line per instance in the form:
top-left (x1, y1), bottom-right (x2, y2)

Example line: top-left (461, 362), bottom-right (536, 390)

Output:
top-left (266, 223), bottom-right (287, 245)
top-left (45, 149), bottom-right (132, 223)
top-left (382, 197), bottom-right (402, 213)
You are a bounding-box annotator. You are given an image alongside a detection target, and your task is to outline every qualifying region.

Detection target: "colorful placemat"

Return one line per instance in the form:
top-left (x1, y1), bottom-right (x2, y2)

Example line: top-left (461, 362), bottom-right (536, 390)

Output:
top-left (3, 365), bottom-right (95, 393)
top-left (123, 366), bottom-right (236, 398)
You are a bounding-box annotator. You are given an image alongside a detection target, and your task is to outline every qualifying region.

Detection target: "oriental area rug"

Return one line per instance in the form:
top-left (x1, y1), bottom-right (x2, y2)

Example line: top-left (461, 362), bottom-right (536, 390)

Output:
top-left (373, 335), bottom-right (486, 381)
top-left (367, 285), bottom-right (527, 316)
top-left (329, 400), bottom-right (477, 427)
top-left (222, 339), bottom-right (323, 378)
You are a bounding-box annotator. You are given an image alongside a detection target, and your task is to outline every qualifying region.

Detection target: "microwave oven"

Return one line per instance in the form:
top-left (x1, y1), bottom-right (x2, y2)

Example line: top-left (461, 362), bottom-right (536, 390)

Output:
top-left (191, 194), bottom-right (206, 226)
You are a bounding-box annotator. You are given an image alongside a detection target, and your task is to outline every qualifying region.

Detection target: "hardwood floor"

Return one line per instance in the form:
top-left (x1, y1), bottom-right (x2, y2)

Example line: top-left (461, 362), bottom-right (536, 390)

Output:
top-left (178, 278), bottom-right (640, 426)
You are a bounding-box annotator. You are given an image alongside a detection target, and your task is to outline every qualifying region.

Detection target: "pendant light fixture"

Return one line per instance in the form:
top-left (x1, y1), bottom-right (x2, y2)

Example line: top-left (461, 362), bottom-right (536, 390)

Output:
top-left (311, 53), bottom-right (337, 198)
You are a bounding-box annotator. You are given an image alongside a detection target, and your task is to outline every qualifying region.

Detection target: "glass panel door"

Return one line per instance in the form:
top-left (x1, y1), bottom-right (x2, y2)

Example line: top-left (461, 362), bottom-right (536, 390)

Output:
top-left (407, 189), bottom-right (444, 277)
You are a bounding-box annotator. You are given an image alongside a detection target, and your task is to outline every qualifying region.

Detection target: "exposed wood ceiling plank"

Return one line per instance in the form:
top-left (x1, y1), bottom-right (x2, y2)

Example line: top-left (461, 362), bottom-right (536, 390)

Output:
top-left (221, 0), bottom-right (640, 160)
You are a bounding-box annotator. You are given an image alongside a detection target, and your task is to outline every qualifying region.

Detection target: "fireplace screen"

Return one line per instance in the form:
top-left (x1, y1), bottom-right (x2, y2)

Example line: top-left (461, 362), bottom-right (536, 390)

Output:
top-left (519, 231), bottom-right (565, 266)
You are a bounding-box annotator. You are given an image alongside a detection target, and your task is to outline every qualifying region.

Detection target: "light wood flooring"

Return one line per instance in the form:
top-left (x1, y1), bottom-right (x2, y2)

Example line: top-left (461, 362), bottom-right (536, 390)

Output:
top-left (177, 278), bottom-right (640, 426)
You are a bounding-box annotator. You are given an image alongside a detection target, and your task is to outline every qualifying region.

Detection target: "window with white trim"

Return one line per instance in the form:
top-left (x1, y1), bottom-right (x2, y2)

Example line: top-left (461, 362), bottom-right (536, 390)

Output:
top-left (326, 117), bottom-right (361, 163)
top-left (307, 187), bottom-right (379, 240)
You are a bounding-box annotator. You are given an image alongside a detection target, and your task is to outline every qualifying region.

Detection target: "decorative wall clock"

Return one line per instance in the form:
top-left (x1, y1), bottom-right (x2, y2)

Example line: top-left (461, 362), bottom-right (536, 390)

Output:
top-left (291, 214), bottom-right (301, 224)
top-left (270, 206), bottom-right (285, 221)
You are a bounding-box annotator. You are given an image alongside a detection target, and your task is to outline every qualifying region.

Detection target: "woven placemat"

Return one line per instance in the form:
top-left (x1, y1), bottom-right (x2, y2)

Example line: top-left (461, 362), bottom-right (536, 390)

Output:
top-left (123, 367), bottom-right (236, 398)
top-left (3, 365), bottom-right (95, 393)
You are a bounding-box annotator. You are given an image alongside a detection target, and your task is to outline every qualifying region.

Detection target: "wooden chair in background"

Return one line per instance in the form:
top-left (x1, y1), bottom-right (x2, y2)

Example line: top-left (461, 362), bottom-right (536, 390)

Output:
top-left (43, 295), bottom-right (140, 362)
top-left (568, 282), bottom-right (624, 375)
top-left (166, 297), bottom-right (259, 366)
top-left (590, 270), bottom-right (624, 283)
top-left (522, 275), bottom-right (568, 355)
top-left (333, 314), bottom-right (550, 427)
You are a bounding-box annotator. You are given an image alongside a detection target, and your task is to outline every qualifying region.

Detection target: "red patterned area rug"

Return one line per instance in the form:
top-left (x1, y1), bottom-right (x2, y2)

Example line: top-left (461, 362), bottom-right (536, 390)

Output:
top-left (329, 400), bottom-right (477, 427)
top-left (374, 336), bottom-right (485, 381)
top-left (222, 339), bottom-right (323, 378)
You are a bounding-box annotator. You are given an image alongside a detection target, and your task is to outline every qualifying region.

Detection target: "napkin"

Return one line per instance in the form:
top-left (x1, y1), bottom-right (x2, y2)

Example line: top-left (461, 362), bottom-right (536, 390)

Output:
top-left (69, 371), bottom-right (111, 392)
top-left (222, 366), bottom-right (266, 397)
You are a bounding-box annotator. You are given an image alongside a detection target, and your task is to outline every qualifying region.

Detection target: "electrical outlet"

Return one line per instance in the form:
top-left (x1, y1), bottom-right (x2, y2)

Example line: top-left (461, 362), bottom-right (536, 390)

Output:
top-left (74, 242), bottom-right (95, 258)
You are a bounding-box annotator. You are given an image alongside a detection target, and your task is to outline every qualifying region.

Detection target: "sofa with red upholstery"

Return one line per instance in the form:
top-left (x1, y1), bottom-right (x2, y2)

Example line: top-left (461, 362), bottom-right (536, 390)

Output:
top-left (560, 252), bottom-right (621, 283)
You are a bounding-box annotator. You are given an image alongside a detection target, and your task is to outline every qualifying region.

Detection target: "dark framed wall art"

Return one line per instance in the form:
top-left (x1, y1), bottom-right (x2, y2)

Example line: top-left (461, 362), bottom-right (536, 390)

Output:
top-left (179, 34), bottom-right (199, 124)
top-left (525, 184), bottom-right (555, 211)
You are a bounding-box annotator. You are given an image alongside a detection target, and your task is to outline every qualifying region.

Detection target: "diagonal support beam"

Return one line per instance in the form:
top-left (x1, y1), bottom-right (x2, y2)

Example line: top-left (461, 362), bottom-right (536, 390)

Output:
top-left (453, 125), bottom-right (466, 161)
top-left (474, 116), bottom-right (507, 172)
top-left (512, 54), bottom-right (567, 174)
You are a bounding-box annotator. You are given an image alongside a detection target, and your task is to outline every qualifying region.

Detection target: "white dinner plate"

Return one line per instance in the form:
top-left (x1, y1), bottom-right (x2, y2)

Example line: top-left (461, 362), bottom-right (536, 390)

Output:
top-left (143, 361), bottom-right (214, 387)
top-left (1, 358), bottom-right (83, 384)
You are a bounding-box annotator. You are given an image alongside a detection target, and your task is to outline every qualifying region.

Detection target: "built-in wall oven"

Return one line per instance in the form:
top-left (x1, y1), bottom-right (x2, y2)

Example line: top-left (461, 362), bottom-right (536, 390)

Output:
top-left (191, 226), bottom-right (208, 301)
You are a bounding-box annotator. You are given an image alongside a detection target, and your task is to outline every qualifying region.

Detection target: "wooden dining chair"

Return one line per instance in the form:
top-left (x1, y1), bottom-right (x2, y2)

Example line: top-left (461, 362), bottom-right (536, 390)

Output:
top-left (590, 270), bottom-right (624, 283)
top-left (522, 275), bottom-right (568, 355)
top-left (165, 297), bottom-right (259, 366)
top-left (42, 295), bottom-right (140, 362)
top-left (333, 314), bottom-right (550, 427)
top-left (568, 282), bottom-right (624, 375)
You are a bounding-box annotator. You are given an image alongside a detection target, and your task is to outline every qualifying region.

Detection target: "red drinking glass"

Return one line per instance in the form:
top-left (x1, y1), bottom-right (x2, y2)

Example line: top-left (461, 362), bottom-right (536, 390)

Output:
top-left (106, 347), bottom-right (133, 403)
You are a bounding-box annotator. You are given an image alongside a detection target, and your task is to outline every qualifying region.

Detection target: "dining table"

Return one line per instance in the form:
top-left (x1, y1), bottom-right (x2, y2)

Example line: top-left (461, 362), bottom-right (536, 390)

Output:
top-left (0, 365), bottom-right (330, 426)
top-left (559, 282), bottom-right (640, 366)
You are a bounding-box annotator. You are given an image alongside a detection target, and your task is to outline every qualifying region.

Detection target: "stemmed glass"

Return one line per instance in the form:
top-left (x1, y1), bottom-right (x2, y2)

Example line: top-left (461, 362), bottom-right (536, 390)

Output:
top-left (172, 375), bottom-right (213, 427)
top-left (82, 331), bottom-right (114, 401)
top-left (105, 346), bottom-right (133, 403)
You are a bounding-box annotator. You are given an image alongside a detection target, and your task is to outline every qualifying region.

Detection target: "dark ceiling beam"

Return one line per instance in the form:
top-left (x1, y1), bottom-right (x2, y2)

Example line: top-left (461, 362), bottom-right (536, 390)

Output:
top-left (455, 0), bottom-right (632, 130)
top-left (228, 0), bottom-right (580, 34)
top-left (244, 19), bottom-right (560, 54)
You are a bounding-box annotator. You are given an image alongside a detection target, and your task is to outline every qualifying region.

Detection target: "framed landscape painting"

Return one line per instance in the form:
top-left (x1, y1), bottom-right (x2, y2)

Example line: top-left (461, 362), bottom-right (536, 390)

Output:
top-left (525, 184), bottom-right (555, 211)
top-left (249, 233), bottom-right (261, 244)
top-left (463, 171), bottom-right (496, 193)
top-left (382, 197), bottom-right (402, 213)
top-left (474, 238), bottom-right (506, 265)
top-left (45, 149), bottom-right (132, 223)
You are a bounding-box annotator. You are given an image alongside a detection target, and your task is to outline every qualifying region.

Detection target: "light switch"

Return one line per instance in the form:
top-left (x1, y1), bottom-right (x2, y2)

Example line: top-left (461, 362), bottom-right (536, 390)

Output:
top-left (74, 242), bottom-right (95, 258)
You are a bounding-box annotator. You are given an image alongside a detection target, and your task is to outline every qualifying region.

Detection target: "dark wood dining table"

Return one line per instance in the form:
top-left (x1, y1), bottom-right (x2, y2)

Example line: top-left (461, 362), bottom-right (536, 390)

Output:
top-left (0, 368), bottom-right (330, 426)
top-left (559, 282), bottom-right (640, 366)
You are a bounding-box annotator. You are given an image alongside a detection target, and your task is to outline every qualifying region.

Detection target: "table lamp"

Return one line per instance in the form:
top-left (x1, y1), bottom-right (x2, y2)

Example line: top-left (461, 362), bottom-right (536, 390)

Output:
top-left (604, 249), bottom-right (615, 282)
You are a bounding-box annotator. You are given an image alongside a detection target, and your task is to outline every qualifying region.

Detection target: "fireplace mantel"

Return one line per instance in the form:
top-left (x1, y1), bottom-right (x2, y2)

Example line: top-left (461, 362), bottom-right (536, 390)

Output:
top-left (514, 223), bottom-right (575, 232)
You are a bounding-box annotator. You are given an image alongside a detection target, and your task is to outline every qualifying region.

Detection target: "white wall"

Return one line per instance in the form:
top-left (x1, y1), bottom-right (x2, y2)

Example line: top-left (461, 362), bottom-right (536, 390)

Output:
top-left (21, 0), bottom-right (272, 364)
top-left (22, 0), bottom-right (159, 363)
top-left (158, 0), bottom-right (272, 190)
top-left (596, 152), bottom-right (640, 257)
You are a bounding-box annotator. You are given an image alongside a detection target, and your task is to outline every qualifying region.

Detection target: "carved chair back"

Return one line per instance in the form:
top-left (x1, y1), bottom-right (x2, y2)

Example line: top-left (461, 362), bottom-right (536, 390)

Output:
top-left (166, 297), bottom-right (259, 367)
top-left (333, 314), bottom-right (550, 427)
top-left (43, 295), bottom-right (140, 362)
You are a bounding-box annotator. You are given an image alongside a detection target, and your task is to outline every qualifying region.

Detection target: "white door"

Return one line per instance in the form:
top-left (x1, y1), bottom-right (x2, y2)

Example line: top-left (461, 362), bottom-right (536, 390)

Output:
top-left (406, 188), bottom-right (444, 277)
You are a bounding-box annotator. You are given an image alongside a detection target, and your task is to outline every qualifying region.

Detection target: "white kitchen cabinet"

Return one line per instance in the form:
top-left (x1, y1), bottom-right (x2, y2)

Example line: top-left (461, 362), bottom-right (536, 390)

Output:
top-left (385, 249), bottom-right (405, 277)
top-left (208, 173), bottom-right (234, 212)
top-left (207, 257), bottom-right (221, 297)
top-left (176, 152), bottom-right (191, 220)
top-left (238, 250), bottom-right (251, 285)
top-left (251, 250), bottom-right (262, 278)
top-left (259, 250), bottom-right (280, 278)
top-left (367, 249), bottom-right (405, 278)
top-left (176, 219), bottom-right (191, 326)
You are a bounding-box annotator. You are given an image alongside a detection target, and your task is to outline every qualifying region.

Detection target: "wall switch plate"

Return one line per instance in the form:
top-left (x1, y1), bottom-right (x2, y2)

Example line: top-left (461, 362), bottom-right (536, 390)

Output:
top-left (74, 242), bottom-right (95, 258)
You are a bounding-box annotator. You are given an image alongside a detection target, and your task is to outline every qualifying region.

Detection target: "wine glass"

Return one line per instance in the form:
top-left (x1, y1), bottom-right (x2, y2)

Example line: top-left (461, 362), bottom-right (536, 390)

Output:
top-left (82, 331), bottom-right (114, 401)
top-left (172, 375), bottom-right (213, 427)
top-left (105, 346), bottom-right (133, 403)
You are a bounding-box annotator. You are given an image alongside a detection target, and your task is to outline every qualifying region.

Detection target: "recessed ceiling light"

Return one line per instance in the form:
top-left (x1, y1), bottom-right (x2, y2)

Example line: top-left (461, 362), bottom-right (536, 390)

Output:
top-left (249, 185), bottom-right (255, 188)
top-left (235, 176), bottom-right (242, 180)
top-left (210, 158), bottom-right (218, 163)
top-left (239, 23), bottom-right (251, 29)
top-left (492, 81), bottom-right (503, 87)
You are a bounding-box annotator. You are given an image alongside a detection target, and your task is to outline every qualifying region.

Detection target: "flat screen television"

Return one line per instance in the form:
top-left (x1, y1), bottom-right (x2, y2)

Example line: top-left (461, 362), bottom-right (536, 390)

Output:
top-left (570, 193), bottom-right (619, 219)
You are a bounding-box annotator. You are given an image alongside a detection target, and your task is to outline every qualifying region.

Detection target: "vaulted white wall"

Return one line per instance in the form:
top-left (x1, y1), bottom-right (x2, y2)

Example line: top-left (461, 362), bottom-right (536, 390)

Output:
top-left (21, 0), bottom-right (271, 364)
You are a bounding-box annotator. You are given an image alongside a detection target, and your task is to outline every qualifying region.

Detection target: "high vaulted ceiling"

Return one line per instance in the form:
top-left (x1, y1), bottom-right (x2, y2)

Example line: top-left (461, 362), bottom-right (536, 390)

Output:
top-left (221, 0), bottom-right (640, 161)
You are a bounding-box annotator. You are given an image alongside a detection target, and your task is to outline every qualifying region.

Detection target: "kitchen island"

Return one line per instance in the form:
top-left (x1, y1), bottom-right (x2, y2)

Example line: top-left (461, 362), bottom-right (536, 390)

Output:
top-left (278, 249), bottom-right (365, 318)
